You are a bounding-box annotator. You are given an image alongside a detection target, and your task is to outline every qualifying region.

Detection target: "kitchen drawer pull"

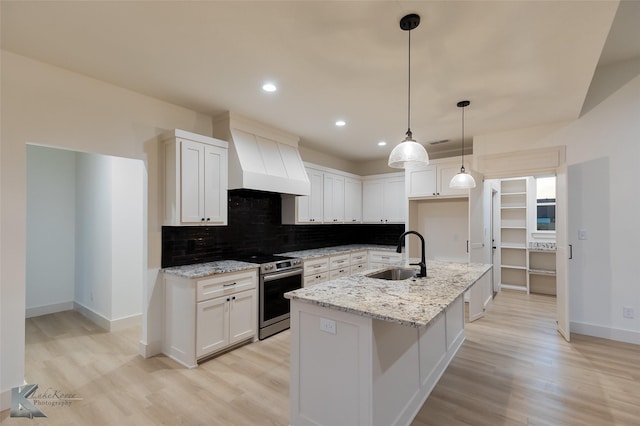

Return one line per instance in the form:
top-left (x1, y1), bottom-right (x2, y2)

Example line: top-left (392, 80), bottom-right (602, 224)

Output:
top-left (223, 282), bottom-right (237, 287)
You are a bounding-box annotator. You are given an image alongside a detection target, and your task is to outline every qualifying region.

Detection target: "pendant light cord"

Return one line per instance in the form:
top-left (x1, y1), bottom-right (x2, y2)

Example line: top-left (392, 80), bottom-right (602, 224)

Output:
top-left (460, 105), bottom-right (465, 171)
top-left (407, 29), bottom-right (412, 134)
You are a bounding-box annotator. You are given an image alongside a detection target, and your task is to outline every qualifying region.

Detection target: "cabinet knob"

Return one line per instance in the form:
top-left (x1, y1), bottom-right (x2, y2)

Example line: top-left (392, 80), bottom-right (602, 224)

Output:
top-left (201, 218), bottom-right (205, 221)
top-left (206, 218), bottom-right (210, 221)
top-left (232, 296), bottom-right (236, 300)
top-left (432, 193), bottom-right (436, 196)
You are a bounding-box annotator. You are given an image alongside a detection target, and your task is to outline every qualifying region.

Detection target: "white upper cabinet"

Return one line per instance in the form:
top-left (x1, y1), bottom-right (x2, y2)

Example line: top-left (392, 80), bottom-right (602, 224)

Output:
top-left (406, 158), bottom-right (472, 198)
top-left (362, 173), bottom-right (406, 223)
top-left (163, 129), bottom-right (228, 226)
top-left (344, 177), bottom-right (362, 223)
top-left (283, 164), bottom-right (362, 225)
top-left (284, 166), bottom-right (323, 224)
top-left (323, 172), bottom-right (345, 223)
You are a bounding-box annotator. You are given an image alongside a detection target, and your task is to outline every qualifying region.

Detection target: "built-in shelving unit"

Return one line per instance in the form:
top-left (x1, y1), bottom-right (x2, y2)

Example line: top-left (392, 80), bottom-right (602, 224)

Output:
top-left (529, 249), bottom-right (557, 295)
top-left (500, 178), bottom-right (528, 292)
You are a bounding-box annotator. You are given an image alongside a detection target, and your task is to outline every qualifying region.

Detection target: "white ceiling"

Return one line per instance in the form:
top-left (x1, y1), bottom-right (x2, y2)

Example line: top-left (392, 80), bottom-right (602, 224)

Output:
top-left (2, 1), bottom-right (639, 162)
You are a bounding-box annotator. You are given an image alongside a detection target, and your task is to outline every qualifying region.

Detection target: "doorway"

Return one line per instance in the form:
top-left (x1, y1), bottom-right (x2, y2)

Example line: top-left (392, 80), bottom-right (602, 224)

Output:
top-left (25, 144), bottom-right (145, 330)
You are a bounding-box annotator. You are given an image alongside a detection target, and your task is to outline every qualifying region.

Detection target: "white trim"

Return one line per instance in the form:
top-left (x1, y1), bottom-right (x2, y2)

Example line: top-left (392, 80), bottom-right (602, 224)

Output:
top-left (110, 313), bottom-right (142, 332)
top-left (73, 302), bottom-right (142, 332)
top-left (570, 321), bottom-right (640, 345)
top-left (73, 301), bottom-right (111, 331)
top-left (25, 301), bottom-right (74, 318)
top-left (138, 340), bottom-right (162, 358)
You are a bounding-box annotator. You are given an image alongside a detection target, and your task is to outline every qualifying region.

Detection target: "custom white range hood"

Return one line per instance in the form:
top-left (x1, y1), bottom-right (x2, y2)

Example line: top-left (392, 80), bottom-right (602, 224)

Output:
top-left (212, 112), bottom-right (310, 196)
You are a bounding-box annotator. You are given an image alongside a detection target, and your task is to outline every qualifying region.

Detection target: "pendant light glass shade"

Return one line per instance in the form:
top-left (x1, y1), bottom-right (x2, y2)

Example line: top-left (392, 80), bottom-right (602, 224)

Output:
top-left (388, 14), bottom-right (429, 170)
top-left (450, 100), bottom-right (476, 189)
top-left (388, 131), bottom-right (429, 169)
top-left (450, 170), bottom-right (476, 189)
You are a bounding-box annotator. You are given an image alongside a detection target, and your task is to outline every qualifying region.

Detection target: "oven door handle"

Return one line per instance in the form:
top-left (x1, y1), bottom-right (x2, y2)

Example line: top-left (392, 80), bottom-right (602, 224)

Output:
top-left (263, 268), bottom-right (303, 282)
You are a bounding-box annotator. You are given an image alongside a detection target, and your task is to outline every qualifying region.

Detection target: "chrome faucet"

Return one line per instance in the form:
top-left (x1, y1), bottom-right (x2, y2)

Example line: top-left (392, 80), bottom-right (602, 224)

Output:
top-left (396, 230), bottom-right (427, 277)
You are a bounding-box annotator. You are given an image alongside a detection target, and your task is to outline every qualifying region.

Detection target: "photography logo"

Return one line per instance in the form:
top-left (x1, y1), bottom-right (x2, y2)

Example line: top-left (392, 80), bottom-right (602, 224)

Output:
top-left (11, 384), bottom-right (47, 418)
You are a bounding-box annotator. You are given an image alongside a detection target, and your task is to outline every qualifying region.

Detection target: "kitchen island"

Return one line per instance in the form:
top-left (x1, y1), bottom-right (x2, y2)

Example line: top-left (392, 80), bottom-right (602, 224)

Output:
top-left (285, 260), bottom-right (492, 426)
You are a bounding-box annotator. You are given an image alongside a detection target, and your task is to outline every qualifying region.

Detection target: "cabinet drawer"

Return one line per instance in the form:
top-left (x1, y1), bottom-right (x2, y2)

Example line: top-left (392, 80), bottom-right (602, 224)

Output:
top-left (368, 251), bottom-right (402, 265)
top-left (349, 251), bottom-right (367, 265)
top-left (303, 257), bottom-right (329, 275)
top-left (304, 272), bottom-right (329, 287)
top-left (196, 269), bottom-right (257, 302)
top-left (329, 253), bottom-right (350, 270)
top-left (330, 267), bottom-right (350, 280)
top-left (350, 263), bottom-right (366, 275)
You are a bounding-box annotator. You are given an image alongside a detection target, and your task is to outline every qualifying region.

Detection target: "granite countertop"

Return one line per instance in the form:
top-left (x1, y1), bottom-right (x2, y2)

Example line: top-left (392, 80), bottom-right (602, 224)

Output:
top-left (285, 260), bottom-right (492, 328)
top-left (162, 260), bottom-right (259, 279)
top-left (528, 242), bottom-right (557, 252)
top-left (278, 244), bottom-right (397, 260)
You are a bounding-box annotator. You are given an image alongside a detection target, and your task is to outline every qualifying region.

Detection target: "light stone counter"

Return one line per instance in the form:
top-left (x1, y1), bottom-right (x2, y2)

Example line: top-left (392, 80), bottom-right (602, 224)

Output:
top-left (285, 259), bottom-right (491, 328)
top-left (162, 260), bottom-right (259, 279)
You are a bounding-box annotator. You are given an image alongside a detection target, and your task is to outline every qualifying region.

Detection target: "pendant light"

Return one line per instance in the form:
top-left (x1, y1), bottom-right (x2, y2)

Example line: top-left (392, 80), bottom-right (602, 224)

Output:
top-left (449, 100), bottom-right (476, 189)
top-left (388, 13), bottom-right (429, 169)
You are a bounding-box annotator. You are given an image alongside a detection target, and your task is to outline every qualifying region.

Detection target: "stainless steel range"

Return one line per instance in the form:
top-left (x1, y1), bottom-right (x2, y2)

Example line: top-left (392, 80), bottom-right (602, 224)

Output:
top-left (237, 254), bottom-right (303, 339)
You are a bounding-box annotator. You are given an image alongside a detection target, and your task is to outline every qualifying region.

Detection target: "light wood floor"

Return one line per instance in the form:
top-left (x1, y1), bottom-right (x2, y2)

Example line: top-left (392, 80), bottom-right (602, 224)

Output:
top-left (2, 291), bottom-right (639, 425)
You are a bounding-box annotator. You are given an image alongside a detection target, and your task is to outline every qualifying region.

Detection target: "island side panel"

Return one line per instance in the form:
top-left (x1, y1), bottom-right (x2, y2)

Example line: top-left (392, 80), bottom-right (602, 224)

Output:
top-left (290, 299), bottom-right (374, 426)
top-left (371, 319), bottom-right (421, 426)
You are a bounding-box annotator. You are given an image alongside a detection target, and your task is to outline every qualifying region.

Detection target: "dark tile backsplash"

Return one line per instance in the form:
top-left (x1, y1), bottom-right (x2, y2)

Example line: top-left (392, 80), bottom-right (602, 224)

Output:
top-left (162, 189), bottom-right (404, 267)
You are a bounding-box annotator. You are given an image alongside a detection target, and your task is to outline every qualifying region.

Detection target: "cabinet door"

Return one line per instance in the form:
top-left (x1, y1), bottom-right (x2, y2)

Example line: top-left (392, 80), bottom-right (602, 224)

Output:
top-left (383, 177), bottom-right (406, 223)
top-left (344, 178), bottom-right (362, 223)
top-left (228, 289), bottom-right (256, 345)
top-left (323, 173), bottom-right (345, 223)
top-left (196, 296), bottom-right (229, 358)
top-left (406, 167), bottom-right (437, 197)
top-left (298, 168), bottom-right (323, 223)
top-left (180, 140), bottom-right (205, 223)
top-left (362, 180), bottom-right (384, 223)
top-left (203, 145), bottom-right (228, 224)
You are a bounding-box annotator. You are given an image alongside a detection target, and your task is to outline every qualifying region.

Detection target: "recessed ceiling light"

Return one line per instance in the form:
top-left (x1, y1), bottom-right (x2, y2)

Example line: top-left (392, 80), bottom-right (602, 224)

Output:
top-left (335, 120), bottom-right (346, 127)
top-left (262, 82), bottom-right (277, 92)
top-left (378, 141), bottom-right (387, 147)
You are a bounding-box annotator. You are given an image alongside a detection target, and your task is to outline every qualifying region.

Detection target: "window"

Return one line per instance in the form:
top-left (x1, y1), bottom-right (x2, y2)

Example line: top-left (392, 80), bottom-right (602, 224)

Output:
top-left (536, 176), bottom-right (556, 231)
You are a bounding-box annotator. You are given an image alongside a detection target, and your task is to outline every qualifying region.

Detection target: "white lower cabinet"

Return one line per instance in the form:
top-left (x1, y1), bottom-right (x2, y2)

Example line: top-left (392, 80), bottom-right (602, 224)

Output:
top-left (368, 250), bottom-right (403, 269)
top-left (163, 269), bottom-right (258, 368)
top-left (196, 289), bottom-right (256, 358)
top-left (303, 256), bottom-right (330, 287)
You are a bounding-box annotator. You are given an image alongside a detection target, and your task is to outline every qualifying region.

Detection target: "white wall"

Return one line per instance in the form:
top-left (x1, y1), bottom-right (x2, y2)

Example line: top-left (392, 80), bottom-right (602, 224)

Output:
top-left (25, 146), bottom-right (76, 315)
top-left (110, 155), bottom-right (144, 322)
top-left (0, 50), bottom-right (213, 409)
top-left (474, 59), bottom-right (640, 343)
top-left (75, 152), bottom-right (113, 317)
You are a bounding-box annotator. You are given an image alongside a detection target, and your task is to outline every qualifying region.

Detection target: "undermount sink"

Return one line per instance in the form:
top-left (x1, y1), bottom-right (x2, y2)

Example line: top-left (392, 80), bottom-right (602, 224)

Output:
top-left (366, 268), bottom-right (417, 281)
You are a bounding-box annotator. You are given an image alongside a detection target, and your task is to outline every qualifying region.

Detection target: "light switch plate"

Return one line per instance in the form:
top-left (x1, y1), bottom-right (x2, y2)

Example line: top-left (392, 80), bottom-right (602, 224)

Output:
top-left (319, 318), bottom-right (336, 334)
top-left (623, 306), bottom-right (634, 319)
top-left (578, 229), bottom-right (588, 240)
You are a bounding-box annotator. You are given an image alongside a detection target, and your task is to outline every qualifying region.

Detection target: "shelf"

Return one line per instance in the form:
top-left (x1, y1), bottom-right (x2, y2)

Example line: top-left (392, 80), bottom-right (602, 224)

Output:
top-left (501, 284), bottom-right (528, 292)
top-left (529, 268), bottom-right (556, 276)
top-left (501, 244), bottom-right (526, 249)
top-left (501, 191), bottom-right (526, 196)
top-left (501, 206), bottom-right (526, 210)
top-left (502, 265), bottom-right (527, 270)
top-left (500, 226), bottom-right (526, 229)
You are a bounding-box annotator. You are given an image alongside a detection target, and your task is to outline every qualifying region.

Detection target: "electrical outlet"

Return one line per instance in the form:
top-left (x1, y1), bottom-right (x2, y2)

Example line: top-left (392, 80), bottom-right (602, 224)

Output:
top-left (319, 318), bottom-right (336, 334)
top-left (623, 306), bottom-right (634, 319)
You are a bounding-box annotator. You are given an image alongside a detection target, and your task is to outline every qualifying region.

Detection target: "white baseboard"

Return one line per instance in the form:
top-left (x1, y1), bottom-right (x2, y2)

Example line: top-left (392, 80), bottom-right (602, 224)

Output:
top-left (139, 340), bottom-right (162, 358)
top-left (73, 301), bottom-right (111, 331)
top-left (25, 301), bottom-right (74, 318)
top-left (110, 313), bottom-right (142, 332)
top-left (570, 321), bottom-right (640, 345)
top-left (73, 302), bottom-right (142, 332)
